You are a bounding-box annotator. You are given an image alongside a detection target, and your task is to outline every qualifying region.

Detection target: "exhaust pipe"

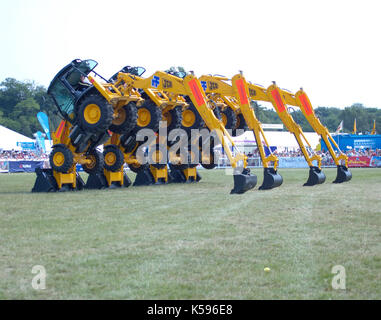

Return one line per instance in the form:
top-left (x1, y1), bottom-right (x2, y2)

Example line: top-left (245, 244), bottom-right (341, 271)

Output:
top-left (230, 168), bottom-right (257, 194)
top-left (333, 165), bottom-right (352, 183)
top-left (304, 166), bottom-right (326, 186)
top-left (259, 167), bottom-right (283, 190)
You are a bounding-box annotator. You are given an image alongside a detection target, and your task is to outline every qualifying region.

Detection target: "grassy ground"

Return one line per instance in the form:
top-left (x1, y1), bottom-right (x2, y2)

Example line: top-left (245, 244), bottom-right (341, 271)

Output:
top-left (0, 168), bottom-right (380, 300)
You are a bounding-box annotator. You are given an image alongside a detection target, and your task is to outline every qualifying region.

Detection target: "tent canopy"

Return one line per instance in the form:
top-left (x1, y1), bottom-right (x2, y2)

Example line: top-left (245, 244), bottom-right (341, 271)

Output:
top-left (231, 130), bottom-right (321, 150)
top-left (0, 125), bottom-right (35, 151)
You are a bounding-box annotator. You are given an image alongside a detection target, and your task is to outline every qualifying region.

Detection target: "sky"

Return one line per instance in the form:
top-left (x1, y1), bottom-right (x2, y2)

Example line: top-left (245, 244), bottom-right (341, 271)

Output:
top-left (0, 0), bottom-right (380, 109)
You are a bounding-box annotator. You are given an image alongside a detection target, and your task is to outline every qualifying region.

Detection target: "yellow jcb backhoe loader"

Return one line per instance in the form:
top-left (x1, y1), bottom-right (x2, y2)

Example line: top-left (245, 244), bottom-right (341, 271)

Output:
top-left (198, 73), bottom-right (283, 190)
top-left (241, 79), bottom-right (327, 186)
top-left (32, 59), bottom-right (139, 191)
top-left (273, 85), bottom-right (352, 183)
top-left (105, 70), bottom-right (257, 193)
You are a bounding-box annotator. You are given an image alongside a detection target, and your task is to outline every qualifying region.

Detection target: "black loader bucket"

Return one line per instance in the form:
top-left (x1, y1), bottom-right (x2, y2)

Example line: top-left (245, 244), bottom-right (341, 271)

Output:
top-left (304, 166), bottom-right (326, 186)
top-left (85, 173), bottom-right (109, 189)
top-left (31, 168), bottom-right (85, 192)
top-left (32, 168), bottom-right (58, 192)
top-left (333, 165), bottom-right (352, 183)
top-left (259, 167), bottom-right (283, 190)
top-left (230, 168), bottom-right (257, 194)
top-left (133, 165), bottom-right (156, 186)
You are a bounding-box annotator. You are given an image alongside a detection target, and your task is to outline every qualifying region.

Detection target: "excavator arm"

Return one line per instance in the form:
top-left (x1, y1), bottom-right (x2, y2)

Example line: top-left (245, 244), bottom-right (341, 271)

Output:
top-left (246, 81), bottom-right (326, 186)
top-left (118, 71), bottom-right (257, 193)
top-left (199, 74), bottom-right (283, 190)
top-left (277, 87), bottom-right (352, 183)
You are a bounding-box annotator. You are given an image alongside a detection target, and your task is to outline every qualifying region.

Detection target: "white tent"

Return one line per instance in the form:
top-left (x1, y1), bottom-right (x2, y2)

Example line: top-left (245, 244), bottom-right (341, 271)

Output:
top-left (232, 130), bottom-right (321, 150)
top-left (0, 125), bottom-right (35, 151)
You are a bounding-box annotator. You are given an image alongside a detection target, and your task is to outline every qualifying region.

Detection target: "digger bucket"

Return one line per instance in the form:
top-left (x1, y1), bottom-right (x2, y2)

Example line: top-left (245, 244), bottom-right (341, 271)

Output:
top-left (333, 165), bottom-right (352, 183)
top-left (230, 168), bottom-right (257, 194)
top-left (259, 167), bottom-right (283, 190)
top-left (303, 166), bottom-right (326, 186)
top-left (31, 168), bottom-right (85, 192)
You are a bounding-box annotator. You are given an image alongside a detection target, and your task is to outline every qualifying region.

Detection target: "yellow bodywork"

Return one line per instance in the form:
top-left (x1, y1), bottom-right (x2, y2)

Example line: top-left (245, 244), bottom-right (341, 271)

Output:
top-left (240, 80), bottom-right (329, 169)
top-left (198, 74), bottom-right (279, 170)
top-left (51, 120), bottom-right (94, 167)
top-left (103, 71), bottom-right (248, 169)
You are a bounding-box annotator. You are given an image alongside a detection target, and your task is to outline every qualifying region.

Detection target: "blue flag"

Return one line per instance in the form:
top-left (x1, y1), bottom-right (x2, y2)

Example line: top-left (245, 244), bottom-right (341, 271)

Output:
top-left (37, 112), bottom-right (51, 140)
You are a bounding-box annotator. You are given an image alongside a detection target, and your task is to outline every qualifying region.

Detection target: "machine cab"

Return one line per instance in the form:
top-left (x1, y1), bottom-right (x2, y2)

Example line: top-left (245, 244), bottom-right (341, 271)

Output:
top-left (47, 59), bottom-right (98, 123)
top-left (109, 65), bottom-right (146, 82)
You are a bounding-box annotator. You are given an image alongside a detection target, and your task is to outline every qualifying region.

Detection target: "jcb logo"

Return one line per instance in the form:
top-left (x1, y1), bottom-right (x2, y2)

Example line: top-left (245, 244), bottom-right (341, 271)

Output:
top-left (163, 79), bottom-right (172, 89)
top-left (249, 88), bottom-right (256, 97)
top-left (208, 82), bottom-right (218, 91)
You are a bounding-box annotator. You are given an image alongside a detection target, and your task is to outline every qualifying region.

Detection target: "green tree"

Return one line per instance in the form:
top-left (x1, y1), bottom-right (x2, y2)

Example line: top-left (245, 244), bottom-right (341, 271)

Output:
top-left (10, 98), bottom-right (40, 137)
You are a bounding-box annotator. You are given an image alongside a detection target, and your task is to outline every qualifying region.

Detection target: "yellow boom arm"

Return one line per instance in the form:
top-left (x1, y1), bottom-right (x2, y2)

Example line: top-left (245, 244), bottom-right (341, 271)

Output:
top-left (118, 71), bottom-right (248, 169)
top-left (199, 74), bottom-right (279, 170)
top-left (247, 81), bottom-right (323, 169)
top-left (279, 88), bottom-right (348, 167)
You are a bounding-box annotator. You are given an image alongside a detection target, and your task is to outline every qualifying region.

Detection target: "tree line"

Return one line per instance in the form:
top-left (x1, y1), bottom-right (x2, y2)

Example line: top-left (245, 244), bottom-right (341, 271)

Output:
top-left (0, 78), bottom-right (380, 138)
top-left (252, 102), bottom-right (380, 134)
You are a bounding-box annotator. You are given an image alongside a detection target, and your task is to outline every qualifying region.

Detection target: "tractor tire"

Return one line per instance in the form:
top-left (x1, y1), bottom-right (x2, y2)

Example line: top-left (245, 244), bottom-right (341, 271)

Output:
top-left (219, 107), bottom-right (237, 130)
top-left (200, 152), bottom-right (217, 170)
top-left (213, 105), bottom-right (222, 121)
top-left (103, 145), bottom-right (124, 172)
top-left (82, 149), bottom-right (104, 174)
top-left (128, 162), bottom-right (148, 173)
top-left (200, 136), bottom-right (217, 169)
top-left (77, 94), bottom-right (113, 133)
top-left (148, 144), bottom-right (167, 169)
top-left (135, 100), bottom-right (162, 133)
top-left (232, 113), bottom-right (248, 136)
top-left (163, 105), bottom-right (182, 133)
top-left (49, 145), bottom-right (74, 173)
top-left (181, 102), bottom-right (205, 135)
top-left (110, 102), bottom-right (138, 134)
top-left (187, 145), bottom-right (199, 168)
top-left (169, 145), bottom-right (190, 171)
top-left (120, 134), bottom-right (138, 153)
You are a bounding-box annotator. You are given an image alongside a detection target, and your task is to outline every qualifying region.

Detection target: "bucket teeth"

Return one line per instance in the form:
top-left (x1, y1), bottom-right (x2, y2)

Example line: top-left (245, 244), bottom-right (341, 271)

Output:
top-left (303, 166), bottom-right (326, 186)
top-left (333, 165), bottom-right (352, 183)
top-left (259, 167), bottom-right (283, 190)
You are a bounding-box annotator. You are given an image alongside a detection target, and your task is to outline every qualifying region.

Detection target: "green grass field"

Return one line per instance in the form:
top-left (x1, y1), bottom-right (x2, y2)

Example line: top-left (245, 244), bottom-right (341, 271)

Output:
top-left (0, 168), bottom-right (380, 299)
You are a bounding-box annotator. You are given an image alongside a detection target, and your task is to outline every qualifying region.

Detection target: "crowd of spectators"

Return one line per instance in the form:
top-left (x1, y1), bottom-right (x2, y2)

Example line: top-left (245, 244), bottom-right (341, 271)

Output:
top-left (0, 149), bottom-right (49, 161)
top-left (244, 147), bottom-right (381, 158)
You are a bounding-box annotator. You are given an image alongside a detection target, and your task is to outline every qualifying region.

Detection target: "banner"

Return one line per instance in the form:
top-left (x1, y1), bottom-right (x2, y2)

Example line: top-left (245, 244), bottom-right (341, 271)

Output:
top-left (370, 156), bottom-right (381, 167)
top-left (348, 156), bottom-right (371, 168)
top-left (16, 142), bottom-right (36, 150)
top-left (35, 131), bottom-right (46, 153)
top-left (8, 161), bottom-right (44, 173)
top-left (278, 156), bottom-right (310, 168)
top-left (0, 161), bottom-right (9, 173)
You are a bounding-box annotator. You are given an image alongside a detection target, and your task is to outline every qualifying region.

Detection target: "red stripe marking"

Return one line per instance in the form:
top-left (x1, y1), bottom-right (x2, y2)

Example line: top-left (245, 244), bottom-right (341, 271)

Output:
top-left (298, 93), bottom-right (313, 116)
top-left (235, 79), bottom-right (249, 105)
top-left (270, 89), bottom-right (286, 113)
top-left (188, 79), bottom-right (205, 107)
top-left (55, 120), bottom-right (65, 140)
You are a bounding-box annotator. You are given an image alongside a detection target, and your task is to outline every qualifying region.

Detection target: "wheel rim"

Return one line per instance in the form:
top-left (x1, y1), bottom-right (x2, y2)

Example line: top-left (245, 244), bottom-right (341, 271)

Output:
top-left (83, 104), bottom-right (101, 124)
top-left (137, 108), bottom-right (151, 127)
top-left (221, 113), bottom-right (227, 126)
top-left (163, 112), bottom-right (172, 127)
top-left (236, 115), bottom-right (241, 128)
top-left (113, 108), bottom-right (126, 126)
top-left (53, 152), bottom-right (65, 167)
top-left (105, 152), bottom-right (116, 166)
top-left (86, 155), bottom-right (96, 169)
top-left (182, 109), bottom-right (196, 127)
